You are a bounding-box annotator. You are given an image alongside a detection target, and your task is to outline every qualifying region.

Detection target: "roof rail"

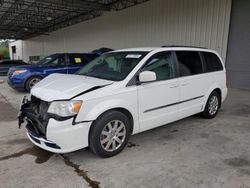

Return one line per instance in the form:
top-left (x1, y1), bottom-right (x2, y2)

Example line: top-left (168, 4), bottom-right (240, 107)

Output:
top-left (161, 45), bottom-right (207, 49)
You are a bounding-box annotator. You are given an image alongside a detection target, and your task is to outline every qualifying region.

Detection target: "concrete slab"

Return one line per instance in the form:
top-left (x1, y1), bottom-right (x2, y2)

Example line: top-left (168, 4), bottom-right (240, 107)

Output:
top-left (0, 76), bottom-right (250, 188)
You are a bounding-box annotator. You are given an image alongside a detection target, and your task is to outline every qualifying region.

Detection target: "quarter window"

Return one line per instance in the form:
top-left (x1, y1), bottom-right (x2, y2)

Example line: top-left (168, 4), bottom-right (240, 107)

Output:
top-left (142, 52), bottom-right (175, 81)
top-left (176, 51), bottom-right (203, 76)
top-left (203, 52), bottom-right (223, 72)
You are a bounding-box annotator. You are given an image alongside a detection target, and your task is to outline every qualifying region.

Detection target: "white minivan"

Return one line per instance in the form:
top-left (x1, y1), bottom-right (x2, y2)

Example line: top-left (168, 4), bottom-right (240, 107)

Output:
top-left (18, 47), bottom-right (227, 157)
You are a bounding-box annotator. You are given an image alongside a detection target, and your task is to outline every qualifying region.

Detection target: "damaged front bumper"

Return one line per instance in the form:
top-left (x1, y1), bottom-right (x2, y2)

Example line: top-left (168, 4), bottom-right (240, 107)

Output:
top-left (18, 95), bottom-right (61, 150)
top-left (18, 96), bottom-right (92, 153)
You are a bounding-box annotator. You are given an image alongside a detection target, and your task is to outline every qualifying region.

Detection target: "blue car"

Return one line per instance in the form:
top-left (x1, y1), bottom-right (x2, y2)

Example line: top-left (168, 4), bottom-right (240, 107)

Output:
top-left (8, 53), bottom-right (99, 91)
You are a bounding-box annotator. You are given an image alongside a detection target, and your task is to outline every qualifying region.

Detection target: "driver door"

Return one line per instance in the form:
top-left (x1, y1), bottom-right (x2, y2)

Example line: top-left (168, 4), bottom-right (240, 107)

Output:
top-left (44, 54), bottom-right (68, 75)
top-left (137, 51), bottom-right (180, 132)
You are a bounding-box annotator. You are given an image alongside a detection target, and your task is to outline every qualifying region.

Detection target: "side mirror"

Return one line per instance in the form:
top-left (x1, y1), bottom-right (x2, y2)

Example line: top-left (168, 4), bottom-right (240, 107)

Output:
top-left (139, 71), bottom-right (156, 83)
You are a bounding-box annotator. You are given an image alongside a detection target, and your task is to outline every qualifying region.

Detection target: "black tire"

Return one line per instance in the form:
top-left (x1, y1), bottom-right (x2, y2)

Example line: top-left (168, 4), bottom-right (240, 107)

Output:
top-left (25, 76), bottom-right (42, 92)
top-left (89, 110), bottom-right (131, 158)
top-left (202, 91), bottom-right (221, 119)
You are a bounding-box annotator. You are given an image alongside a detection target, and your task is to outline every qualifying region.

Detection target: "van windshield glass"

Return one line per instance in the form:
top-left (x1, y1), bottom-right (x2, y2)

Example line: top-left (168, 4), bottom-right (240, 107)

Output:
top-left (76, 51), bottom-right (148, 81)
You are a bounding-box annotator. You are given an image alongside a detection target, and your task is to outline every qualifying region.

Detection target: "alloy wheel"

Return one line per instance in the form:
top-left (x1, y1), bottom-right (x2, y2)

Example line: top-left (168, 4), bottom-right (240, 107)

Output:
top-left (29, 77), bottom-right (41, 89)
top-left (100, 120), bottom-right (126, 152)
top-left (208, 96), bottom-right (219, 115)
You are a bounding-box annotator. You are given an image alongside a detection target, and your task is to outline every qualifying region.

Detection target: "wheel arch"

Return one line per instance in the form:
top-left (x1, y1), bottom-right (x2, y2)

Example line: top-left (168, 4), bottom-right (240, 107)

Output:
top-left (24, 74), bottom-right (43, 84)
top-left (204, 86), bottom-right (222, 109)
top-left (212, 88), bottom-right (222, 108)
top-left (24, 74), bottom-right (43, 86)
top-left (89, 107), bottom-right (134, 134)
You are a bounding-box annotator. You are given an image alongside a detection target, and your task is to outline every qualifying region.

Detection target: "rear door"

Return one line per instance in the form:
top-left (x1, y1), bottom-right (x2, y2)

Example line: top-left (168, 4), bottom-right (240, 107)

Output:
top-left (137, 51), bottom-right (180, 132)
top-left (67, 54), bottom-right (88, 74)
top-left (175, 50), bottom-right (209, 119)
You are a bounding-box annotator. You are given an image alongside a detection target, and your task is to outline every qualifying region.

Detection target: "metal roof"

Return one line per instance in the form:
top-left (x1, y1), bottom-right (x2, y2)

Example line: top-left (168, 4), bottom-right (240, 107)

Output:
top-left (0, 0), bottom-right (149, 40)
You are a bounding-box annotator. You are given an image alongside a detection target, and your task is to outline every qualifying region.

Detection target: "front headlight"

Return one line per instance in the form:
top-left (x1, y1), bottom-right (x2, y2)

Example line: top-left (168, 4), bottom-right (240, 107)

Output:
top-left (12, 70), bottom-right (27, 76)
top-left (48, 100), bottom-right (82, 117)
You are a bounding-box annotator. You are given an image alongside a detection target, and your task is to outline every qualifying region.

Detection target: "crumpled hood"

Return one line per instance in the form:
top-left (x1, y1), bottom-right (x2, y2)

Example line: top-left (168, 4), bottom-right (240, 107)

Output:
top-left (31, 73), bottom-right (113, 101)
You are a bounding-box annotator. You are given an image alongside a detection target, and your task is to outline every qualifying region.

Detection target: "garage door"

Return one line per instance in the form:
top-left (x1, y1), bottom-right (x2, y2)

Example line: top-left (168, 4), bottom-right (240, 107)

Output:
top-left (226, 0), bottom-right (250, 89)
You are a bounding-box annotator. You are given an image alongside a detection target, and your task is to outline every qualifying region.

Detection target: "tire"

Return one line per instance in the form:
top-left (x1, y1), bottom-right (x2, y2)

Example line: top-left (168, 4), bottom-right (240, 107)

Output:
top-left (89, 110), bottom-right (131, 158)
top-left (202, 91), bottom-right (221, 119)
top-left (25, 76), bottom-right (42, 92)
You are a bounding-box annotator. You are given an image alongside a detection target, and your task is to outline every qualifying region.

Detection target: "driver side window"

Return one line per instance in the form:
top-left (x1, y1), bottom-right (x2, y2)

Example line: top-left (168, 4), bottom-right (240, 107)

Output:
top-left (50, 56), bottom-right (66, 66)
top-left (142, 52), bottom-right (175, 81)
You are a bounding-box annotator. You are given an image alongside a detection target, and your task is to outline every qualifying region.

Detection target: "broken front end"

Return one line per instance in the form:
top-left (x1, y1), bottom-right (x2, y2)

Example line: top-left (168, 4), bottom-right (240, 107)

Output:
top-left (18, 95), bottom-right (92, 153)
top-left (18, 95), bottom-right (61, 150)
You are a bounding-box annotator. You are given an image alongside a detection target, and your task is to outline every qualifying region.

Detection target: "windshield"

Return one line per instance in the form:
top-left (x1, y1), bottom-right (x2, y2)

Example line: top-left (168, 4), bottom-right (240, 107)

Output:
top-left (76, 51), bottom-right (148, 81)
top-left (37, 54), bottom-right (63, 66)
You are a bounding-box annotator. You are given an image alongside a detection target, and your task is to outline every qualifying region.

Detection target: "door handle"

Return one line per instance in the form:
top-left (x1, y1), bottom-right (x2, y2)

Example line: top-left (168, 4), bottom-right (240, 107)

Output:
top-left (170, 84), bottom-right (179, 88)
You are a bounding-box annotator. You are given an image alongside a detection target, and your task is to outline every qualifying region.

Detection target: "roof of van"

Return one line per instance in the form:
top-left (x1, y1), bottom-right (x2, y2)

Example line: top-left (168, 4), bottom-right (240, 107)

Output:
top-left (114, 46), bottom-right (213, 53)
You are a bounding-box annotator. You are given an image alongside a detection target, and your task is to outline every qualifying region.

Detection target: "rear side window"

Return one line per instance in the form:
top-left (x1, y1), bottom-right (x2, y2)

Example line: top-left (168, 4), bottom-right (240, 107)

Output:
top-left (69, 55), bottom-right (87, 65)
top-left (175, 51), bottom-right (203, 76)
top-left (203, 52), bottom-right (223, 72)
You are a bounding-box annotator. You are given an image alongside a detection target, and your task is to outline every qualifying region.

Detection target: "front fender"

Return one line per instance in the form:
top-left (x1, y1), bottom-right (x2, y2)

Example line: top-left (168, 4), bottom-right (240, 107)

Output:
top-left (75, 96), bottom-right (139, 133)
top-left (24, 72), bottom-right (45, 83)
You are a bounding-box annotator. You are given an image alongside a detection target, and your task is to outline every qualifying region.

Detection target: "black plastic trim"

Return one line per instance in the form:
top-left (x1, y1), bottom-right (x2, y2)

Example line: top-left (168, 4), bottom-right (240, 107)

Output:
top-left (161, 45), bottom-right (207, 49)
top-left (144, 95), bottom-right (204, 113)
top-left (29, 134), bottom-right (41, 144)
top-left (44, 142), bottom-right (61, 149)
top-left (70, 85), bottom-right (109, 100)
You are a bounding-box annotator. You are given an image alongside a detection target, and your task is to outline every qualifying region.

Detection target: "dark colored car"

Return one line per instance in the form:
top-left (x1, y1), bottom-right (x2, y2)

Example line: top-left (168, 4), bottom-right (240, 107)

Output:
top-left (8, 53), bottom-right (99, 91)
top-left (0, 59), bottom-right (27, 75)
top-left (91, 47), bottom-right (114, 55)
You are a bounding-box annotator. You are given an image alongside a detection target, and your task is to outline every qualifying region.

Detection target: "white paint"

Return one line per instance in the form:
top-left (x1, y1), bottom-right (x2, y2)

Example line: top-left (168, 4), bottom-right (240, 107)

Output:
top-left (13, 0), bottom-right (231, 62)
top-left (8, 40), bottom-right (23, 60)
top-left (31, 73), bottom-right (113, 102)
top-left (27, 47), bottom-right (227, 153)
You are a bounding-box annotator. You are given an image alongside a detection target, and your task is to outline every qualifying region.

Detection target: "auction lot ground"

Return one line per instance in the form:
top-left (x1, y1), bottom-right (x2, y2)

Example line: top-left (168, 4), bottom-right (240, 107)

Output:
top-left (0, 75), bottom-right (250, 188)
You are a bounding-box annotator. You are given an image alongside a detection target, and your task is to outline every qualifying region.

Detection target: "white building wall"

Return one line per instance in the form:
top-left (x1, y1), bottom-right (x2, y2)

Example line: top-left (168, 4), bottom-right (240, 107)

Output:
top-left (9, 40), bottom-right (23, 60)
top-left (20, 0), bottom-right (232, 62)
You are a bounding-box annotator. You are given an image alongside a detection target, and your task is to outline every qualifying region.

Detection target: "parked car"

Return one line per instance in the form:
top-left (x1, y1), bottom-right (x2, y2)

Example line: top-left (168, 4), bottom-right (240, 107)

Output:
top-left (0, 59), bottom-right (27, 75)
top-left (18, 47), bottom-right (227, 157)
top-left (91, 47), bottom-right (114, 55)
top-left (7, 53), bottom-right (99, 91)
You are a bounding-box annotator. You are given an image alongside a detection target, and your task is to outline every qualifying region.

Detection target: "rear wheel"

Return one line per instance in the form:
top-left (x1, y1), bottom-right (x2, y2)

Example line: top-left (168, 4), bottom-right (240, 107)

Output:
top-left (25, 76), bottom-right (42, 92)
top-left (89, 110), bottom-right (131, 158)
top-left (202, 91), bottom-right (221, 119)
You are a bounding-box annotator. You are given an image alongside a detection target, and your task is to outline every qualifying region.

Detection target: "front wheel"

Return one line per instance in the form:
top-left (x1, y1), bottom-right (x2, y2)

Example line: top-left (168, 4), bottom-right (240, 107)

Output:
top-left (89, 110), bottom-right (131, 158)
top-left (202, 91), bottom-right (221, 119)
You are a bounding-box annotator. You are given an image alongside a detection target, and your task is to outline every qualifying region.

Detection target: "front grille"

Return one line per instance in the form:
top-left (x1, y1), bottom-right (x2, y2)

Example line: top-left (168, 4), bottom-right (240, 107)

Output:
top-left (44, 142), bottom-right (61, 149)
top-left (24, 96), bottom-right (50, 137)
